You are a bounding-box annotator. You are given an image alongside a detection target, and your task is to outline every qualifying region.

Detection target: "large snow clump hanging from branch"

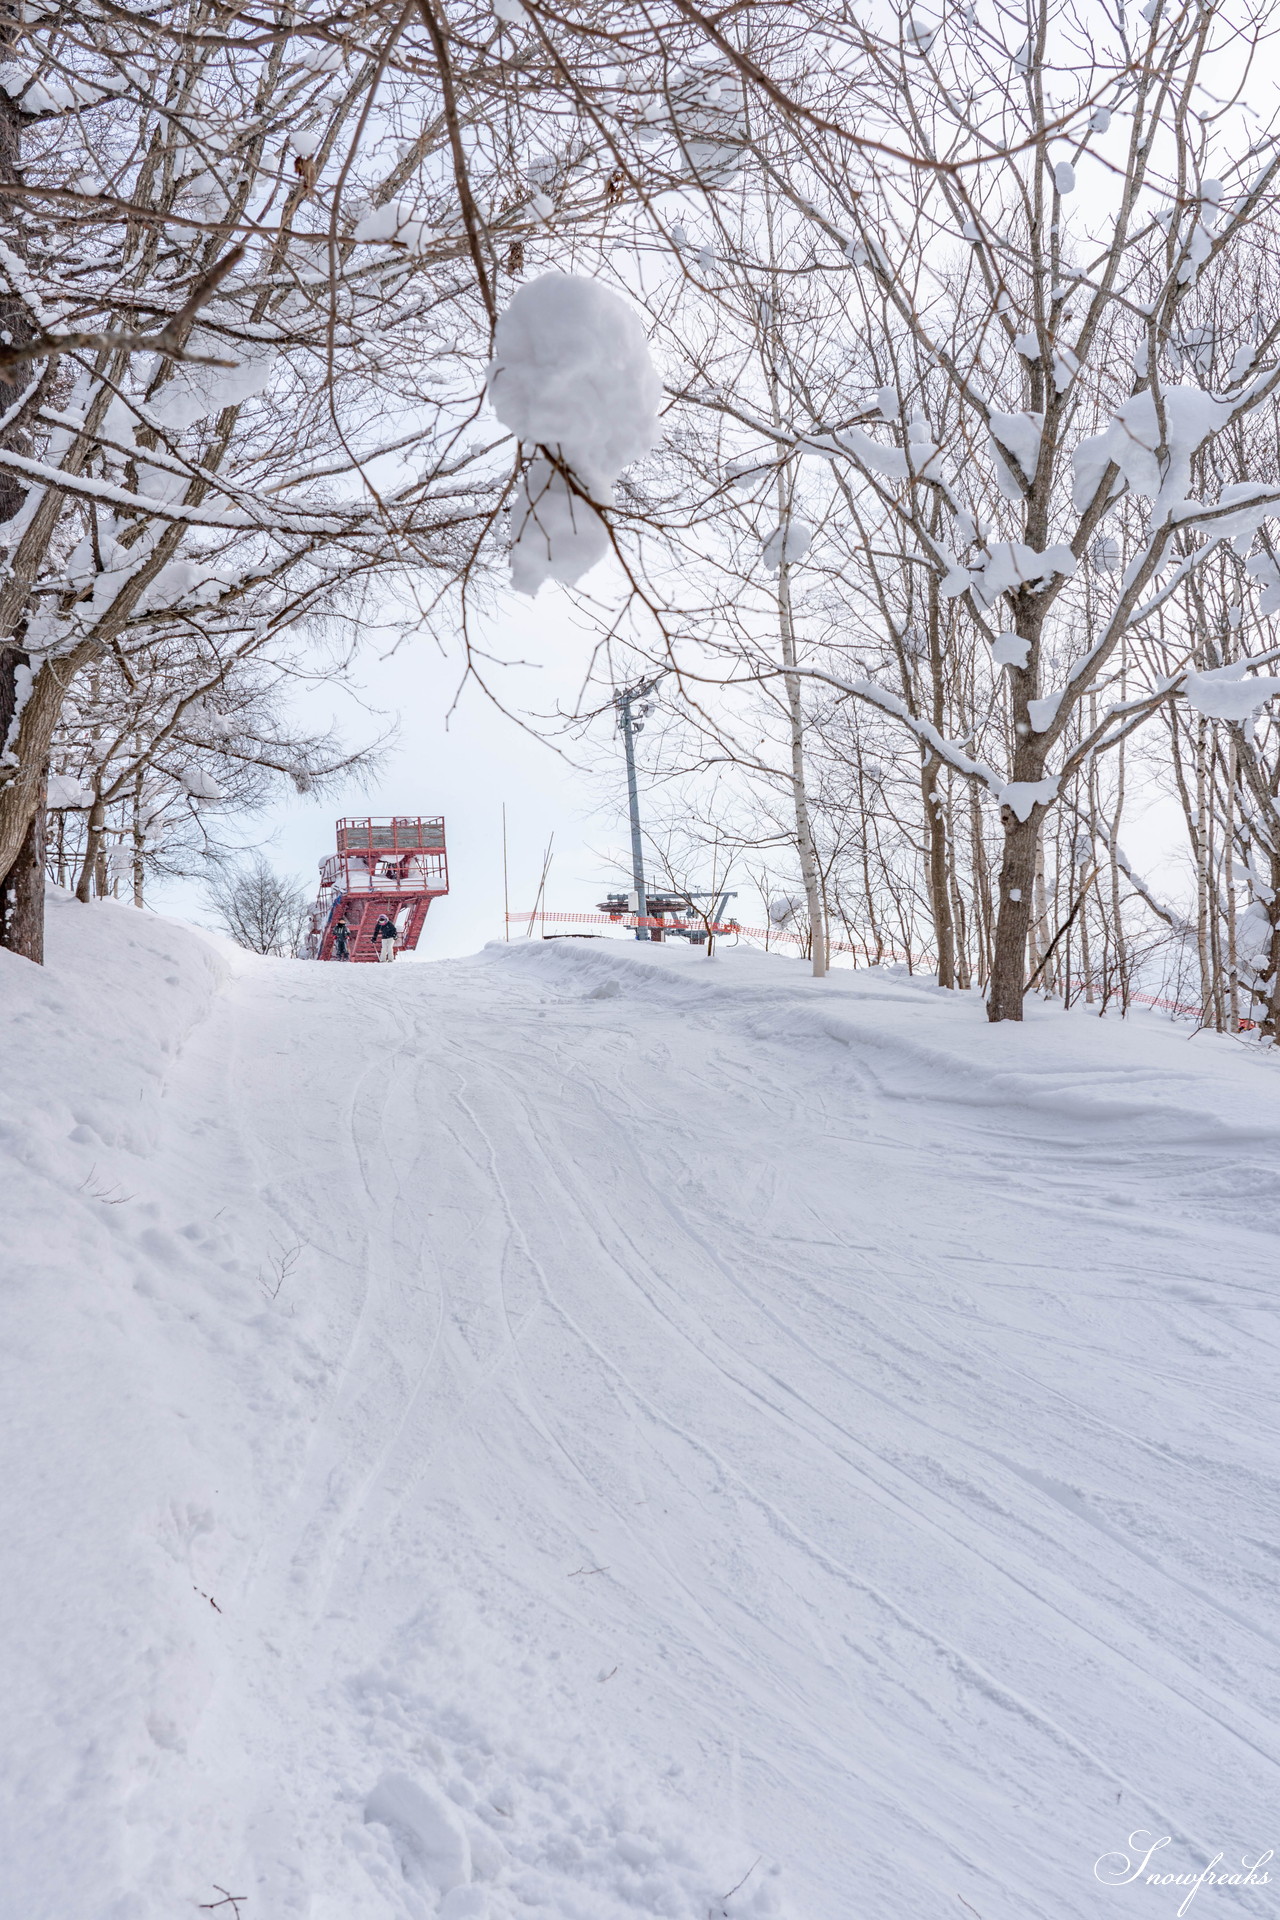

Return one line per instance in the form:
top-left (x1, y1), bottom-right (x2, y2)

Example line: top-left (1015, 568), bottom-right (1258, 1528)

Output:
top-left (487, 274), bottom-right (662, 594)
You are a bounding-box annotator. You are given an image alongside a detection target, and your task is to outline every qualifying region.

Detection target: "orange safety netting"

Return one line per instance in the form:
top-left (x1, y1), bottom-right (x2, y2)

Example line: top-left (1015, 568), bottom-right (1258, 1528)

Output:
top-left (506, 910), bottom-right (890, 959)
top-left (505, 916), bottom-right (1244, 1021)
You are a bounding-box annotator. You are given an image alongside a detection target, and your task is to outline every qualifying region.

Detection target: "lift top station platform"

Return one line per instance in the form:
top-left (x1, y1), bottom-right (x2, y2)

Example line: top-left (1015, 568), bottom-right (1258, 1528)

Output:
top-left (306, 816), bottom-right (448, 961)
top-left (597, 889), bottom-right (737, 944)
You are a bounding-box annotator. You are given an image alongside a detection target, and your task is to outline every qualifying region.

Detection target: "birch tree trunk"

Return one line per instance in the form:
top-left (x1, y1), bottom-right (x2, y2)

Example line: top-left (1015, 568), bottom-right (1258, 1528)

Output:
top-left (777, 555), bottom-right (826, 978)
top-left (1263, 850), bottom-right (1280, 1045)
top-left (1193, 716), bottom-right (1214, 1024)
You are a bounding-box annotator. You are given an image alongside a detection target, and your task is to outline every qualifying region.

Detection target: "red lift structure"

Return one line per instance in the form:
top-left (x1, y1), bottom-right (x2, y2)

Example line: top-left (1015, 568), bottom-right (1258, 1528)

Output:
top-left (305, 816), bottom-right (448, 961)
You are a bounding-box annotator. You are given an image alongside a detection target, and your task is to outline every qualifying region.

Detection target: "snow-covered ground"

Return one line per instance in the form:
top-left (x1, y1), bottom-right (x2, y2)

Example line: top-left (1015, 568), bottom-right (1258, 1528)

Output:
top-left (4, 892), bottom-right (1280, 1920)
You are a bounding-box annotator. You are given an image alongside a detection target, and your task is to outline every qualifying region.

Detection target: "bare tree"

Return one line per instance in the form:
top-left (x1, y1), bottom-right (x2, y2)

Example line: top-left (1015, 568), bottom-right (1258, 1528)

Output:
top-left (207, 856), bottom-right (309, 957)
top-left (579, 0), bottom-right (1280, 1021)
top-left (9, 0), bottom-right (1280, 1049)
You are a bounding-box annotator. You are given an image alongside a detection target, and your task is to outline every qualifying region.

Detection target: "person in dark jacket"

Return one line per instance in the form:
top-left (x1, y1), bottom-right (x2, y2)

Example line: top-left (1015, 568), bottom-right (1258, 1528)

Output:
top-left (372, 912), bottom-right (398, 962)
top-left (332, 918), bottom-right (351, 960)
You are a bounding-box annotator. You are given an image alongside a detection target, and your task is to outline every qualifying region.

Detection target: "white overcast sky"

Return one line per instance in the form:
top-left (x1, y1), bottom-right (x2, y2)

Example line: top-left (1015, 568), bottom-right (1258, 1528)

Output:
top-left (147, 567), bottom-right (1190, 965)
top-left (148, 582), bottom-right (649, 960)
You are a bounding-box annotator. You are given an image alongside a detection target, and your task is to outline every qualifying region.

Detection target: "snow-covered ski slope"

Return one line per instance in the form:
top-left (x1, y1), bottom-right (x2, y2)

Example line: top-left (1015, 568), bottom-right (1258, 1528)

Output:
top-left (4, 892), bottom-right (1280, 1920)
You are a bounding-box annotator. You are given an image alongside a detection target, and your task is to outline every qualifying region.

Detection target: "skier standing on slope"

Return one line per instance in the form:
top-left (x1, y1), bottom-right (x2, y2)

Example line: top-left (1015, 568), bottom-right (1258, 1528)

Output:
top-left (372, 912), bottom-right (399, 962)
top-left (332, 918), bottom-right (351, 961)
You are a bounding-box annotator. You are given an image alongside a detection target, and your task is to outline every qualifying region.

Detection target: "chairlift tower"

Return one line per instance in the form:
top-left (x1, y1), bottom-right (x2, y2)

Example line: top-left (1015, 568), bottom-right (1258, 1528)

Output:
top-left (614, 672), bottom-right (664, 941)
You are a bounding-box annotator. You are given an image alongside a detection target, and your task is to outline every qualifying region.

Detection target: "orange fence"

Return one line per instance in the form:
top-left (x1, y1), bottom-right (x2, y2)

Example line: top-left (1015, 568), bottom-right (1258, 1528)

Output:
top-left (507, 915), bottom-right (1252, 1023)
top-left (505, 911), bottom-right (904, 962)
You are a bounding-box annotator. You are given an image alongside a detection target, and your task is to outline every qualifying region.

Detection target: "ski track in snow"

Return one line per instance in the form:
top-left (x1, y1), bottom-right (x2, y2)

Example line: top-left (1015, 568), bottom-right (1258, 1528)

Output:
top-left (4, 892), bottom-right (1280, 1920)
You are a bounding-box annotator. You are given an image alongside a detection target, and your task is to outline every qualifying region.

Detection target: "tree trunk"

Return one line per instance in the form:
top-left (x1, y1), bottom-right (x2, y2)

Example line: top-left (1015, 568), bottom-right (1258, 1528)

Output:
top-left (987, 598), bottom-right (1050, 1022)
top-left (132, 766), bottom-right (146, 908)
top-left (1225, 739), bottom-right (1239, 1034)
top-left (1079, 877), bottom-right (1095, 1005)
top-left (777, 558), bottom-right (826, 978)
top-left (0, 17), bottom-right (43, 961)
top-left (1260, 846), bottom-right (1280, 1046)
top-left (1032, 831), bottom-right (1051, 994)
top-left (0, 766), bottom-right (45, 962)
top-left (76, 797), bottom-right (105, 902)
top-left (0, 16), bottom-right (34, 525)
top-left (944, 785), bottom-right (970, 989)
top-left (969, 780), bottom-right (993, 986)
top-left (0, 635), bottom-right (96, 884)
top-left (1108, 681), bottom-right (1131, 1015)
top-left (987, 804), bottom-right (1040, 1022)
top-left (0, 643), bottom-right (50, 961)
top-left (1189, 716), bottom-right (1215, 1024)
top-left (921, 756), bottom-right (955, 987)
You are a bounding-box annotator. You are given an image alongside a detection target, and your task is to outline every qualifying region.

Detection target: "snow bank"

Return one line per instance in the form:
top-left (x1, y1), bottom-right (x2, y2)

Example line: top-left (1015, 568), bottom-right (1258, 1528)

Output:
top-left (487, 935), bottom-right (1280, 1203)
top-left (1, 887), bottom-right (229, 1158)
top-left (1, 894), bottom-right (235, 1920)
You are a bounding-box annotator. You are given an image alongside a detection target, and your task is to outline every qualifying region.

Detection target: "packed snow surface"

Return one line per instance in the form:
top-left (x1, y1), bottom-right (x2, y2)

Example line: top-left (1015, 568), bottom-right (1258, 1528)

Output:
top-left (4, 893), bottom-right (1280, 1920)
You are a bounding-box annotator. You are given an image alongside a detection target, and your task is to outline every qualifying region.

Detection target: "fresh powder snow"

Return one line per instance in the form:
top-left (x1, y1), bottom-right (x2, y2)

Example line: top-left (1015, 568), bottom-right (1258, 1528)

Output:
top-left (3, 894), bottom-right (1280, 1919)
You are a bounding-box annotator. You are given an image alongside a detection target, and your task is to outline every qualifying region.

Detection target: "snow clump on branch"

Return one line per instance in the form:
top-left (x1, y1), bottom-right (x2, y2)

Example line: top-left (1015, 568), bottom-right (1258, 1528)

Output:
top-left (486, 275), bottom-right (662, 594)
top-left (150, 333), bottom-right (275, 431)
top-left (1182, 660), bottom-right (1280, 721)
top-left (1072, 385), bottom-right (1233, 516)
top-left (762, 520), bottom-right (812, 571)
top-left (46, 774), bottom-right (95, 809)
